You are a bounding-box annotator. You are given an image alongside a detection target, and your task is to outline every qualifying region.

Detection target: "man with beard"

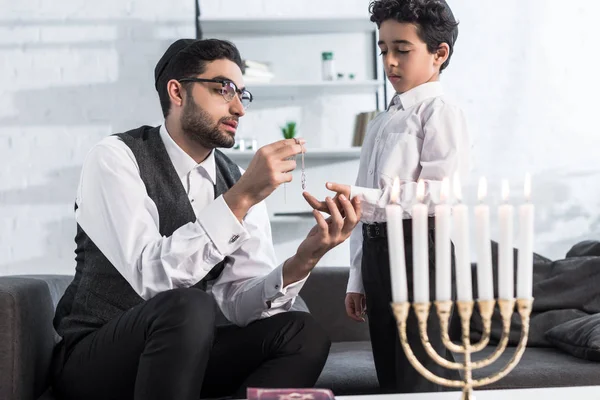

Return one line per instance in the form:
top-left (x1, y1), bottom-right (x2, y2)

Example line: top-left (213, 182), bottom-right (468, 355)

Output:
top-left (50, 38), bottom-right (362, 400)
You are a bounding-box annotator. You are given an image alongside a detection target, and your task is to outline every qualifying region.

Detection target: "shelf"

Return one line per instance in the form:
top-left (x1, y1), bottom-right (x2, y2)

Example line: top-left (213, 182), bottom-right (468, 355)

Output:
top-left (247, 80), bottom-right (383, 99)
top-left (270, 212), bottom-right (317, 224)
top-left (223, 147), bottom-right (362, 163)
top-left (200, 17), bottom-right (374, 36)
top-left (270, 215), bottom-right (315, 224)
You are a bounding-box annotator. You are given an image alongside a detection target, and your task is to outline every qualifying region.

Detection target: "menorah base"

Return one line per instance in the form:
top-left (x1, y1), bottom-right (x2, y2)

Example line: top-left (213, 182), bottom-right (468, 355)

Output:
top-left (462, 387), bottom-right (474, 400)
top-left (392, 298), bottom-right (533, 399)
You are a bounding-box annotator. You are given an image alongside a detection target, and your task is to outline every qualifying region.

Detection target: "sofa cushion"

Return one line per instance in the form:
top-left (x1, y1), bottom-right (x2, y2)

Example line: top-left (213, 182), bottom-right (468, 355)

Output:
top-left (457, 345), bottom-right (600, 389)
top-left (545, 313), bottom-right (600, 361)
top-left (0, 276), bottom-right (71, 400)
top-left (566, 240), bottom-right (600, 258)
top-left (299, 267), bottom-right (370, 342)
top-left (315, 341), bottom-right (378, 395)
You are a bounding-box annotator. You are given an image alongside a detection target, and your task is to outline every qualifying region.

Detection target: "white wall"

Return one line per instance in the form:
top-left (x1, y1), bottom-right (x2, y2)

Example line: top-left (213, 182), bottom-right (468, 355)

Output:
top-left (446, 0), bottom-right (600, 259)
top-left (2, 0), bottom-right (600, 276)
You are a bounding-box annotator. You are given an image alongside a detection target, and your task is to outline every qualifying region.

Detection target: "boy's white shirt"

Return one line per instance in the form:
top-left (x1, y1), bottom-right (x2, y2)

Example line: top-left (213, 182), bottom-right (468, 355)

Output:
top-left (347, 81), bottom-right (471, 295)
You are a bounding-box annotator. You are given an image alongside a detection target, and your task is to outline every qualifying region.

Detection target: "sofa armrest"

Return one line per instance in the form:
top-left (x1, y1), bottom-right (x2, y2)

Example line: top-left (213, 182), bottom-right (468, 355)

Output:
top-left (0, 277), bottom-right (60, 400)
top-left (299, 267), bottom-right (370, 342)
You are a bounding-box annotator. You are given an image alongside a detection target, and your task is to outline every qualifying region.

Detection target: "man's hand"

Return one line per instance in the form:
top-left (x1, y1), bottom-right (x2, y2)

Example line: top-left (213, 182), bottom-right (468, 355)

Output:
top-left (224, 139), bottom-right (306, 221)
top-left (282, 193), bottom-right (361, 286)
top-left (303, 182), bottom-right (351, 215)
top-left (345, 292), bottom-right (366, 322)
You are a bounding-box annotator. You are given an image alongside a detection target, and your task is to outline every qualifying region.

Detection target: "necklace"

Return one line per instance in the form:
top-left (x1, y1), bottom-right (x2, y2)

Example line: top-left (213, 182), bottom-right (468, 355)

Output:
top-left (284, 140), bottom-right (306, 203)
top-left (301, 145), bottom-right (306, 190)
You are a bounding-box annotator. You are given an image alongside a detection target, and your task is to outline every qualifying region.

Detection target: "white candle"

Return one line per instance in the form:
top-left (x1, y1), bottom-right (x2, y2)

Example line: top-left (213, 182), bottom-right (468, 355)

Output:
top-left (435, 177), bottom-right (452, 302)
top-left (452, 174), bottom-right (473, 301)
top-left (498, 179), bottom-right (514, 300)
top-left (412, 180), bottom-right (429, 303)
top-left (517, 174), bottom-right (534, 299)
top-left (474, 177), bottom-right (494, 301)
top-left (386, 178), bottom-right (408, 303)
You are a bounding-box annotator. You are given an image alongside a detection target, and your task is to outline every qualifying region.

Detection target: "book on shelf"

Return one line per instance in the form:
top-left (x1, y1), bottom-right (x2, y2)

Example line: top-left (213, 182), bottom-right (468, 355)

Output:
top-left (243, 59), bottom-right (274, 83)
top-left (352, 110), bottom-right (379, 146)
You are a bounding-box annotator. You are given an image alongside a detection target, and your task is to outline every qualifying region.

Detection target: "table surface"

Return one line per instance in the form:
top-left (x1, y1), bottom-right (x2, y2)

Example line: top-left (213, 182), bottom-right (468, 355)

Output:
top-left (336, 385), bottom-right (600, 400)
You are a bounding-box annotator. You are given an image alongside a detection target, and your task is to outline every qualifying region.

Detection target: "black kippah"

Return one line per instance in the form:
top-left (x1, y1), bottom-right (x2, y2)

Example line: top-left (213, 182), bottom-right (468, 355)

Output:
top-left (154, 38), bottom-right (197, 91)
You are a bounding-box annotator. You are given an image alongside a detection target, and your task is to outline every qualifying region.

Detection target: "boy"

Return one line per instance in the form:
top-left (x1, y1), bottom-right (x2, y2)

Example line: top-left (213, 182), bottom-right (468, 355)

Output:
top-left (305, 0), bottom-right (470, 393)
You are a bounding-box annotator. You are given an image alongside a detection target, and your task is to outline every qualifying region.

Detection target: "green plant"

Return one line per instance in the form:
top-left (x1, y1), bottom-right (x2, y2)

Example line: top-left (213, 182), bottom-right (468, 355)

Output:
top-left (280, 121), bottom-right (297, 139)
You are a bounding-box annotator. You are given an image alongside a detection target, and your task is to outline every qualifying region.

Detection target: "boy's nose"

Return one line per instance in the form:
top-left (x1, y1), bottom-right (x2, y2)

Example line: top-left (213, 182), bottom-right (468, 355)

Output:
top-left (384, 54), bottom-right (398, 68)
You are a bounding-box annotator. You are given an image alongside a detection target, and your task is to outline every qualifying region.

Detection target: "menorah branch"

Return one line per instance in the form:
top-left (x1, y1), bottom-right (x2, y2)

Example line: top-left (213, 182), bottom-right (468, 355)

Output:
top-left (392, 302), bottom-right (465, 389)
top-left (437, 301), bottom-right (465, 354)
top-left (470, 300), bottom-right (495, 352)
top-left (414, 302), bottom-right (464, 370)
top-left (472, 298), bottom-right (533, 388)
top-left (471, 299), bottom-right (515, 369)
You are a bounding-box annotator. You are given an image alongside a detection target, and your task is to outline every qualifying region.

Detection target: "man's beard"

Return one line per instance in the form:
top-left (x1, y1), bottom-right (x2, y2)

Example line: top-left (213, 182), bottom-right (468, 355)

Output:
top-left (180, 95), bottom-right (236, 149)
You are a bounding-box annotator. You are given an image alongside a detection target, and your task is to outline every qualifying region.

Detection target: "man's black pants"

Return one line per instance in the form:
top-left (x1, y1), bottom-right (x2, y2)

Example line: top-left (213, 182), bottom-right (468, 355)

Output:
top-left (51, 288), bottom-right (331, 400)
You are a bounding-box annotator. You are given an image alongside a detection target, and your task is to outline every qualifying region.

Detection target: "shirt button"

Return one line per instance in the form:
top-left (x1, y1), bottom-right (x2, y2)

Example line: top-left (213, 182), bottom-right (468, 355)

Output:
top-left (275, 284), bottom-right (280, 290)
top-left (368, 169), bottom-right (374, 175)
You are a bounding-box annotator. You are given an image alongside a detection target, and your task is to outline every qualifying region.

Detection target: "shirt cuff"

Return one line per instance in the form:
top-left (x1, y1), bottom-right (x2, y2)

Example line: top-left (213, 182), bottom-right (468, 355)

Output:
top-left (347, 265), bottom-right (364, 294)
top-left (350, 186), bottom-right (388, 223)
top-left (350, 185), bottom-right (384, 201)
top-left (263, 263), bottom-right (309, 308)
top-left (197, 195), bottom-right (250, 256)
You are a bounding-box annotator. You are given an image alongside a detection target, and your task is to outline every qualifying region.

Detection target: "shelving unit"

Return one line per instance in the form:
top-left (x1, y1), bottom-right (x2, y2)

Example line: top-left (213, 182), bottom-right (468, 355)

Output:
top-left (196, 5), bottom-right (379, 267)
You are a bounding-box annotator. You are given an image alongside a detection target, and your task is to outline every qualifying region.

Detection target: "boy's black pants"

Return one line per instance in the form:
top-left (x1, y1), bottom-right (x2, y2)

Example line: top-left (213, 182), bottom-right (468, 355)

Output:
top-left (361, 219), bottom-right (459, 393)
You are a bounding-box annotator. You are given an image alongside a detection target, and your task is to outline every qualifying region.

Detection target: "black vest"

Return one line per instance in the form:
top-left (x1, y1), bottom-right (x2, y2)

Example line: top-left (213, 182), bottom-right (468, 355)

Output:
top-left (53, 125), bottom-right (241, 347)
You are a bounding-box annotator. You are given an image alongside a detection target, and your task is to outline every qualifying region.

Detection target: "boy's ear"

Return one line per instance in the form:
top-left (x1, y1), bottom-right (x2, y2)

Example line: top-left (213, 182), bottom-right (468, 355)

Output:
top-left (434, 43), bottom-right (450, 68)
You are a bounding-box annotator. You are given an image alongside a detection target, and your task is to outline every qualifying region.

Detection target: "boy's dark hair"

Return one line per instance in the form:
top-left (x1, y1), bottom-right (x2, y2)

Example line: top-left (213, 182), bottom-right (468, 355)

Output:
top-left (154, 38), bottom-right (244, 118)
top-left (369, 0), bottom-right (459, 72)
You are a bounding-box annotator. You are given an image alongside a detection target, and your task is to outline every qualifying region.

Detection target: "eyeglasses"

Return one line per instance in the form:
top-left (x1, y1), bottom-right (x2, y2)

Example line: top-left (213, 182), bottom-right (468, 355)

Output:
top-left (178, 78), bottom-right (253, 109)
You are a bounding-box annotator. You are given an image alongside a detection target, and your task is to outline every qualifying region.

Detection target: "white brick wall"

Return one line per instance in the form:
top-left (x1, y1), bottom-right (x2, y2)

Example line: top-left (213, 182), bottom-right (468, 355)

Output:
top-left (0, 0), bottom-right (195, 275)
top-left (2, 0), bottom-right (600, 276)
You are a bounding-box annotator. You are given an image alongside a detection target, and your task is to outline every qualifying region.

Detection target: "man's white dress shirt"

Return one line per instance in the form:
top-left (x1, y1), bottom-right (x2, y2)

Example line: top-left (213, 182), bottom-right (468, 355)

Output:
top-left (75, 124), bottom-right (306, 326)
top-left (347, 81), bottom-right (471, 294)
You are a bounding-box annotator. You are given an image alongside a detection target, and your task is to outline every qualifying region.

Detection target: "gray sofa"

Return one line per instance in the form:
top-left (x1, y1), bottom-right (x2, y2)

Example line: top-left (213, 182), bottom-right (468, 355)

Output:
top-left (1, 267), bottom-right (600, 400)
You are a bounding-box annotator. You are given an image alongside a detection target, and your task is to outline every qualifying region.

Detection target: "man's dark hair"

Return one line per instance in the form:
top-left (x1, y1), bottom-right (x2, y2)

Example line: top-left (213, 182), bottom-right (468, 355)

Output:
top-left (155, 38), bottom-right (244, 118)
top-left (369, 0), bottom-right (459, 72)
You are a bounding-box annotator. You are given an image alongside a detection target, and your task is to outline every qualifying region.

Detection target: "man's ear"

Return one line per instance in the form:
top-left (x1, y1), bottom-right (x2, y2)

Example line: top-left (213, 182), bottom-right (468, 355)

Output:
top-left (434, 43), bottom-right (450, 68)
top-left (167, 79), bottom-right (185, 108)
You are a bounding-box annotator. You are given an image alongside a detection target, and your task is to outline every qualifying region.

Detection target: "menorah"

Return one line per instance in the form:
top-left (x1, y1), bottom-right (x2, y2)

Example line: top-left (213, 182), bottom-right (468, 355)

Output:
top-left (386, 175), bottom-right (535, 399)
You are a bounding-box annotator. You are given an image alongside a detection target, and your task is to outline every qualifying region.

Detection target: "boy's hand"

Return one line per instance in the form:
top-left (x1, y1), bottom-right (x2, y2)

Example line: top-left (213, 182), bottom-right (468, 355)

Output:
top-left (303, 182), bottom-right (351, 215)
top-left (345, 292), bottom-right (366, 322)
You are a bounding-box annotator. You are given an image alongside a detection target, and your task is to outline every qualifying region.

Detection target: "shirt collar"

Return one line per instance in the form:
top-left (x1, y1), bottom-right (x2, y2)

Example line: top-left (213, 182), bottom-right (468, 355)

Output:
top-left (387, 93), bottom-right (402, 111)
top-left (389, 81), bottom-right (444, 111)
top-left (159, 123), bottom-right (217, 185)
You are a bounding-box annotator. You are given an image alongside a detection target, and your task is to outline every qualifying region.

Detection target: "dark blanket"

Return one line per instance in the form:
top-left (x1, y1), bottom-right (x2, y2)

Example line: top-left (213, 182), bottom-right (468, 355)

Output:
top-left (469, 241), bottom-right (600, 347)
